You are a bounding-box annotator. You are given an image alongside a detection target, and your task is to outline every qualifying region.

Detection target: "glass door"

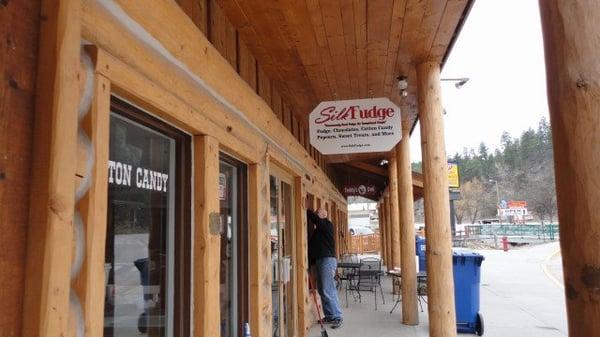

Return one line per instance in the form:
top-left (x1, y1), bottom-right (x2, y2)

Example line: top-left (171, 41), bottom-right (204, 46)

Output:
top-left (219, 154), bottom-right (248, 337)
top-left (104, 98), bottom-right (191, 337)
top-left (270, 168), bottom-right (296, 337)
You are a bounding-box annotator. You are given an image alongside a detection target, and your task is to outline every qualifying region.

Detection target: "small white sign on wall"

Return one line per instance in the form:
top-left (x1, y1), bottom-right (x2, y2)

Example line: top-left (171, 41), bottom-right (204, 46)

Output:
top-left (309, 97), bottom-right (403, 155)
top-left (219, 173), bottom-right (227, 201)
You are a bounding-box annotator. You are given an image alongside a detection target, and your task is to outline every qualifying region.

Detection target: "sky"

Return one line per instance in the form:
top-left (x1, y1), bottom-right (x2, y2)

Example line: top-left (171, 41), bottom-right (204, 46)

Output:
top-left (409, 0), bottom-right (550, 162)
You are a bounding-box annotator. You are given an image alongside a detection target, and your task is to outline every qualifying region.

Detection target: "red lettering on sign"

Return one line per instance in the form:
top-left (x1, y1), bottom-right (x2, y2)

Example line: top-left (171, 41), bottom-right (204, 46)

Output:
top-left (314, 105), bottom-right (395, 124)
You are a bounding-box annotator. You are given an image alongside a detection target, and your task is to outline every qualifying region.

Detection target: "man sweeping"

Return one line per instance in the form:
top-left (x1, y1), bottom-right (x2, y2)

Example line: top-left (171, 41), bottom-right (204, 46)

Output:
top-left (308, 207), bottom-right (343, 329)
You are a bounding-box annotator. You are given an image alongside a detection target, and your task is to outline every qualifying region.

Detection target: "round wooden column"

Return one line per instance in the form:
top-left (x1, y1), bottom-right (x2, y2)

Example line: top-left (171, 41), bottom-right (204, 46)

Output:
top-left (384, 194), bottom-right (393, 270)
top-left (379, 202), bottom-right (388, 266)
top-left (540, 2), bottom-right (600, 336)
top-left (417, 61), bottom-right (457, 337)
top-left (396, 118), bottom-right (419, 325)
top-left (388, 153), bottom-right (402, 269)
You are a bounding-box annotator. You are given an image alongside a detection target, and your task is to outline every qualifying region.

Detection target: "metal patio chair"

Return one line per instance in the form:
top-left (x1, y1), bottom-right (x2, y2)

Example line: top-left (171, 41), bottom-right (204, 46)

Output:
top-left (337, 254), bottom-right (361, 307)
top-left (355, 257), bottom-right (386, 310)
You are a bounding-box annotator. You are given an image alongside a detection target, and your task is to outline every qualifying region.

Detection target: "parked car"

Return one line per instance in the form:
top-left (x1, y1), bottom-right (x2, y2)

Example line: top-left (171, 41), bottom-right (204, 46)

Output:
top-left (349, 226), bottom-right (375, 236)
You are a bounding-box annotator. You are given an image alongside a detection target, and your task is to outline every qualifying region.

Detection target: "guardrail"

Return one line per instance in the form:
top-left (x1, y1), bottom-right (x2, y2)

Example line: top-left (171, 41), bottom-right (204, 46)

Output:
top-left (348, 233), bottom-right (381, 254)
top-left (462, 224), bottom-right (559, 240)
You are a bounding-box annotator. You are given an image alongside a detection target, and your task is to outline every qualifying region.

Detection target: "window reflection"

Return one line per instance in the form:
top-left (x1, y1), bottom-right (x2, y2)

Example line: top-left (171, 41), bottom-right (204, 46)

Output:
top-left (270, 176), bottom-right (280, 336)
top-left (270, 176), bottom-right (295, 337)
top-left (220, 161), bottom-right (239, 337)
top-left (104, 113), bottom-right (175, 337)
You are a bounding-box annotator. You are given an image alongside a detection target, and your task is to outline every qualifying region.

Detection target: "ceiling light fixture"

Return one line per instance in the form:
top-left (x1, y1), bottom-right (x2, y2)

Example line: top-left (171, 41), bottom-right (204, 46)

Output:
top-left (397, 75), bottom-right (409, 97)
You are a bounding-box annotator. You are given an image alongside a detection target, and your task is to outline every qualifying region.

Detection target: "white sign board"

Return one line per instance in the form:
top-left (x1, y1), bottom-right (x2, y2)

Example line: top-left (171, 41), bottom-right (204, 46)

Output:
top-left (218, 173), bottom-right (227, 201)
top-left (498, 208), bottom-right (528, 217)
top-left (309, 98), bottom-right (402, 155)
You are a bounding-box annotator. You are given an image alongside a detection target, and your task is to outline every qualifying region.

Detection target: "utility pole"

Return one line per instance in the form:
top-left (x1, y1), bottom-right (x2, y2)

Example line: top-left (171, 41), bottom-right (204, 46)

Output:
top-left (489, 179), bottom-right (501, 224)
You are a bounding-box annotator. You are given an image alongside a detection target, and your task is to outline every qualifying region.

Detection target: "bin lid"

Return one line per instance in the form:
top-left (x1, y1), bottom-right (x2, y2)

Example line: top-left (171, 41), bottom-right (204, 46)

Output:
top-left (452, 250), bottom-right (485, 264)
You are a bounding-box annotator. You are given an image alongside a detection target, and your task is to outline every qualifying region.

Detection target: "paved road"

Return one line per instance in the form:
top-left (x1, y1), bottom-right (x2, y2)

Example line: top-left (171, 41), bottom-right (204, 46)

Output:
top-left (309, 242), bottom-right (568, 337)
top-left (475, 241), bottom-right (567, 337)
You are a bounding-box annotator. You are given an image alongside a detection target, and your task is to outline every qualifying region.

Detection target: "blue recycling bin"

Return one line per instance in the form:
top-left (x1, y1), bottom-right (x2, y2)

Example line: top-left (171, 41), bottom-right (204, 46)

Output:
top-left (415, 236), bottom-right (427, 272)
top-left (453, 250), bottom-right (485, 335)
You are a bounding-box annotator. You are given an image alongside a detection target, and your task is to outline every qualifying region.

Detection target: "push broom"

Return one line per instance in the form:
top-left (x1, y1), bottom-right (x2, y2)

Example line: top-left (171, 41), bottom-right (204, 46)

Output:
top-left (308, 273), bottom-right (329, 337)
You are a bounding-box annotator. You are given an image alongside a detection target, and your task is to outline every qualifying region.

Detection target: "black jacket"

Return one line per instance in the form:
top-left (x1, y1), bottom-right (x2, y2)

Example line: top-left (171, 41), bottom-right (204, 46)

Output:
top-left (307, 210), bottom-right (336, 261)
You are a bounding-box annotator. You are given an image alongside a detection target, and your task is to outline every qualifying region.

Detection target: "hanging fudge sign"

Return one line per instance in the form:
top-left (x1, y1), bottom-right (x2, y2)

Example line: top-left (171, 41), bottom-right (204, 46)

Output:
top-left (108, 160), bottom-right (169, 192)
top-left (309, 97), bottom-right (403, 155)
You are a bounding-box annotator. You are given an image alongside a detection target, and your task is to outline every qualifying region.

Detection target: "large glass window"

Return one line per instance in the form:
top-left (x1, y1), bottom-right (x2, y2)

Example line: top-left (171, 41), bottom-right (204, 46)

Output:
top-left (270, 172), bottom-right (296, 337)
top-left (104, 99), bottom-right (190, 337)
top-left (219, 155), bottom-right (248, 337)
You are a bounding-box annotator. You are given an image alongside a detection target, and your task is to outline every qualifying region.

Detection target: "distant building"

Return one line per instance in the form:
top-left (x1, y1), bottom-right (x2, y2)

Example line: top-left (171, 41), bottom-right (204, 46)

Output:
top-left (347, 196), bottom-right (379, 231)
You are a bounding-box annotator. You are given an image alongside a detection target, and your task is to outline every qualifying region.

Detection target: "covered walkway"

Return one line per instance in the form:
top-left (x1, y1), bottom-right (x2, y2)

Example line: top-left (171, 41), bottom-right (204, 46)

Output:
top-left (310, 242), bottom-right (567, 337)
top-left (1, 1), bottom-right (598, 337)
top-left (309, 275), bottom-right (432, 337)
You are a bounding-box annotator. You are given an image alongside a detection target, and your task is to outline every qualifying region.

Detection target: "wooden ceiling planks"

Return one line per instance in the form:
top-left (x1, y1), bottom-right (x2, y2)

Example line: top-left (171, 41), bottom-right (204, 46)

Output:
top-left (382, 0), bottom-right (408, 97)
top-left (340, 0), bottom-right (360, 98)
top-left (305, 0), bottom-right (341, 99)
top-left (366, 0), bottom-right (394, 98)
top-left (414, 0), bottom-right (448, 61)
top-left (353, 0), bottom-right (369, 98)
top-left (429, 0), bottom-right (470, 60)
top-left (320, 0), bottom-right (353, 99)
top-left (217, 0), bottom-right (316, 115)
top-left (278, 0), bottom-right (332, 101)
top-left (215, 0), bottom-right (471, 162)
top-left (326, 151), bottom-right (389, 164)
top-left (217, 0), bottom-right (468, 112)
top-left (347, 162), bottom-right (388, 177)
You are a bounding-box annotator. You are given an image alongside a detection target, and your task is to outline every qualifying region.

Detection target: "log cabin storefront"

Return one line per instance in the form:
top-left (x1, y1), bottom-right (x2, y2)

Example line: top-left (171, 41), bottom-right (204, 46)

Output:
top-left (0, 1), bottom-right (598, 337)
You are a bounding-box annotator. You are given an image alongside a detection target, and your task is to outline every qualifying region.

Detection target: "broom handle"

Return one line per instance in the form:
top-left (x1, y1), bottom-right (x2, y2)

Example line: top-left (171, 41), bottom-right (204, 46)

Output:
top-left (308, 272), bottom-right (325, 329)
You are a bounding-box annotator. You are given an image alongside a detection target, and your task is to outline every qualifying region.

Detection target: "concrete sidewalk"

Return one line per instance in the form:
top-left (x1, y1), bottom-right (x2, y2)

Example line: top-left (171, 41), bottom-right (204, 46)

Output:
top-left (308, 275), bottom-right (434, 337)
top-left (309, 242), bottom-right (567, 337)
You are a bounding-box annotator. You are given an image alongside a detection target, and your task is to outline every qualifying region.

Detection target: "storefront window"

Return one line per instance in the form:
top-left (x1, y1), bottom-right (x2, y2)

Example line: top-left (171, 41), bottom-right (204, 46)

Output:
top-left (270, 174), bottom-right (296, 337)
top-left (219, 155), bottom-right (248, 337)
top-left (104, 100), bottom-right (190, 337)
top-left (270, 176), bottom-right (280, 336)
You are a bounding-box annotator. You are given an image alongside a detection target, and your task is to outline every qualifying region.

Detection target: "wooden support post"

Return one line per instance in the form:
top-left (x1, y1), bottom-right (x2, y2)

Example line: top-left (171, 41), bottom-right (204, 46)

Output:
top-left (384, 195), bottom-right (393, 270)
top-left (307, 193), bottom-right (318, 322)
top-left (21, 1), bottom-right (81, 336)
top-left (249, 160), bottom-right (272, 337)
top-left (396, 118), bottom-right (419, 325)
top-left (417, 61), bottom-right (456, 337)
top-left (295, 177), bottom-right (309, 337)
top-left (341, 211), bottom-right (346, 255)
top-left (388, 153), bottom-right (401, 269)
top-left (539, 2), bottom-right (600, 336)
top-left (193, 136), bottom-right (221, 337)
top-left (379, 202), bottom-right (387, 265)
top-left (382, 200), bottom-right (391, 268)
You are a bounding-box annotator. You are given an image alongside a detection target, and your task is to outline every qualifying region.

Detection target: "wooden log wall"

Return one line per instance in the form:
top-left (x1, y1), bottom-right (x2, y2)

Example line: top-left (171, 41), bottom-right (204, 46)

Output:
top-left (176, 0), bottom-right (332, 176)
top-left (294, 177), bottom-right (309, 336)
top-left (22, 1), bottom-right (82, 337)
top-left (0, 1), bottom-right (41, 336)
top-left (194, 136), bottom-right (222, 337)
top-left (6, 1), bottom-right (348, 337)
